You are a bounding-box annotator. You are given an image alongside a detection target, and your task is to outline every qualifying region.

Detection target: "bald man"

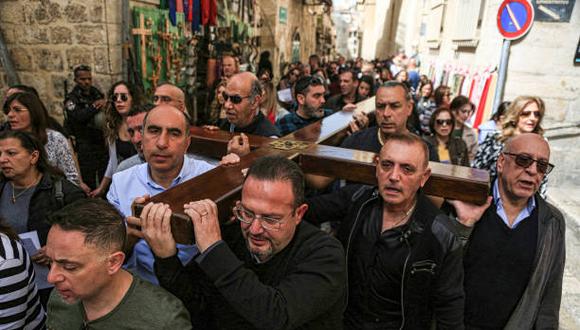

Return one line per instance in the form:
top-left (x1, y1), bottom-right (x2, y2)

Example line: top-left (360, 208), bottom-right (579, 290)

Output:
top-left (107, 104), bottom-right (215, 284)
top-left (153, 83), bottom-right (186, 112)
top-left (452, 133), bottom-right (564, 329)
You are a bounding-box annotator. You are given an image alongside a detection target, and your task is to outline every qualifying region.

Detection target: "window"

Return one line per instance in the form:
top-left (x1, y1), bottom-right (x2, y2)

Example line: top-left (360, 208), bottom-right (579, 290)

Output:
top-left (451, 0), bottom-right (486, 48)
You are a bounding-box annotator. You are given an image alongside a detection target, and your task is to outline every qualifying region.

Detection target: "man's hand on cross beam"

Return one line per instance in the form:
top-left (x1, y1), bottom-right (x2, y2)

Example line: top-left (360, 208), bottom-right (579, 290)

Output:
top-left (228, 133), bottom-right (251, 157)
top-left (447, 196), bottom-right (493, 227)
top-left (139, 202), bottom-right (177, 259)
top-left (220, 153), bottom-right (241, 166)
top-left (184, 199), bottom-right (222, 253)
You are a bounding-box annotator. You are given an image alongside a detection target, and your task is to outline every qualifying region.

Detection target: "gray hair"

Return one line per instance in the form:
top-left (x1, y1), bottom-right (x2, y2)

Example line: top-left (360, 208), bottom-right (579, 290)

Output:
top-left (249, 78), bottom-right (263, 104)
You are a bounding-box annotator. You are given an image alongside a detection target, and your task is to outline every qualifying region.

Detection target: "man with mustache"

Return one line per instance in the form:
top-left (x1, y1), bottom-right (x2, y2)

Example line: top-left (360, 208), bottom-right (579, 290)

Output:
top-left (305, 133), bottom-right (465, 329)
top-left (451, 133), bottom-right (565, 329)
top-left (137, 156), bottom-right (346, 329)
top-left (107, 104), bottom-right (215, 284)
top-left (45, 199), bottom-right (191, 329)
top-left (275, 75), bottom-right (333, 136)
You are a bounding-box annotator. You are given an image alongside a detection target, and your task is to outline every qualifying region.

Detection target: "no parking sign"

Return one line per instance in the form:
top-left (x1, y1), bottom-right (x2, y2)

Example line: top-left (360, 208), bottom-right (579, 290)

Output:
top-left (497, 0), bottom-right (535, 40)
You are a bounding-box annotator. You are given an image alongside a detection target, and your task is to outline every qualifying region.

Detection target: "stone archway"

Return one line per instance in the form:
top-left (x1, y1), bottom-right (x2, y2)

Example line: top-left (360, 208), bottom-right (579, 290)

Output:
top-left (291, 31), bottom-right (301, 63)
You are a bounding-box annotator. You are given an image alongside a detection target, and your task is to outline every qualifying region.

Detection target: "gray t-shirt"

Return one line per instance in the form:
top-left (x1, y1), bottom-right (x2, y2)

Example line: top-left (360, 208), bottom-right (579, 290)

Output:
top-left (47, 274), bottom-right (192, 330)
top-left (0, 182), bottom-right (35, 233)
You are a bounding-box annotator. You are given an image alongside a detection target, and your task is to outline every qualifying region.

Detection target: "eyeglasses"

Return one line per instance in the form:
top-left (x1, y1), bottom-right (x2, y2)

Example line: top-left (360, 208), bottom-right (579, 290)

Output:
top-left (436, 119), bottom-right (452, 126)
top-left (222, 92), bottom-right (250, 105)
top-left (503, 152), bottom-right (554, 175)
top-left (520, 110), bottom-right (541, 118)
top-left (153, 95), bottom-right (173, 103)
top-left (233, 202), bottom-right (292, 231)
top-left (112, 93), bottom-right (129, 102)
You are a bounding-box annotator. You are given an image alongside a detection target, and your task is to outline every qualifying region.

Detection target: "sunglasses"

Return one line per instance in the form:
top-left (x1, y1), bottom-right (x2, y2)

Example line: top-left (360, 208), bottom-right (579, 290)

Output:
top-left (503, 152), bottom-right (554, 175)
top-left (112, 93), bottom-right (129, 102)
top-left (436, 119), bottom-right (452, 126)
top-left (520, 110), bottom-right (541, 118)
top-left (222, 92), bottom-right (250, 105)
top-left (153, 95), bottom-right (173, 103)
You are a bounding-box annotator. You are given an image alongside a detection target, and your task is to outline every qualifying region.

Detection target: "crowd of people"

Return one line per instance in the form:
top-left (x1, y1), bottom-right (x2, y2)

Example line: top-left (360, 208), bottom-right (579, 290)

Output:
top-left (0, 49), bottom-right (565, 330)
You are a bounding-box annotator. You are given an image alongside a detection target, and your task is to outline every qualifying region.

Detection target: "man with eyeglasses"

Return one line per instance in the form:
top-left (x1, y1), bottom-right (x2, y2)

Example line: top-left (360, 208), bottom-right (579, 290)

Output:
top-left (275, 75), bottom-right (333, 136)
top-left (153, 83), bottom-right (186, 112)
top-left (450, 133), bottom-right (564, 329)
top-left (63, 65), bottom-right (108, 191)
top-left (138, 156), bottom-right (346, 329)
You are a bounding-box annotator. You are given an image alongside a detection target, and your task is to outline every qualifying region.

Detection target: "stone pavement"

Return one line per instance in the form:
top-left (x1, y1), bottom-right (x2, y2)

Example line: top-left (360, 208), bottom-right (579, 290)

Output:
top-left (547, 188), bottom-right (580, 329)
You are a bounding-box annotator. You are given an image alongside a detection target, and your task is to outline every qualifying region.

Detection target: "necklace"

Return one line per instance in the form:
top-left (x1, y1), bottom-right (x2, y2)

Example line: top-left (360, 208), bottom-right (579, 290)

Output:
top-left (383, 201), bottom-right (417, 230)
top-left (10, 177), bottom-right (40, 204)
top-left (377, 128), bottom-right (385, 146)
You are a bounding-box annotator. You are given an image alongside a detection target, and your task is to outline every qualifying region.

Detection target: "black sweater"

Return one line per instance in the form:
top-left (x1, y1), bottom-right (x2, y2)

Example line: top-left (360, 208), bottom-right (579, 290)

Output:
top-left (464, 204), bottom-right (538, 328)
top-left (154, 221), bottom-right (346, 330)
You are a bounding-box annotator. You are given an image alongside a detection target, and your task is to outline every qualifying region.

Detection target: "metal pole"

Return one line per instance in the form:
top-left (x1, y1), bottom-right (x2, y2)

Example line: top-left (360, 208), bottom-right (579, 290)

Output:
top-left (0, 27), bottom-right (20, 86)
top-left (492, 39), bottom-right (511, 115)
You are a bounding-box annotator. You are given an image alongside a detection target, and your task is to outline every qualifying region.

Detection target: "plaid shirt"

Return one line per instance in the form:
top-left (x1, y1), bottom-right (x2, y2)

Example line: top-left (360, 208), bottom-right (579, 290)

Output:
top-left (276, 108), bottom-right (334, 136)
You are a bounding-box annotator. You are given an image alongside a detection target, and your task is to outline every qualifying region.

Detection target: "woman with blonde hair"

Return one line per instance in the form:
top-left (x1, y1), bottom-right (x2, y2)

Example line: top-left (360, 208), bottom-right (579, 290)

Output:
top-left (260, 81), bottom-right (288, 124)
top-left (473, 95), bottom-right (547, 195)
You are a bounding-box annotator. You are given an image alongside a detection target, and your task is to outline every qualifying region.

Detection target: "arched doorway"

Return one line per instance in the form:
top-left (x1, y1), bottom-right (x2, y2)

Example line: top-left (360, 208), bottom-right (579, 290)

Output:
top-left (291, 32), bottom-right (301, 63)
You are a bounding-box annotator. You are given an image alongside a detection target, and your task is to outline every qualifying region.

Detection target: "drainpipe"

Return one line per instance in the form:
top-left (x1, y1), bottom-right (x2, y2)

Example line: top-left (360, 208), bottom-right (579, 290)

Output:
top-left (0, 26), bottom-right (20, 85)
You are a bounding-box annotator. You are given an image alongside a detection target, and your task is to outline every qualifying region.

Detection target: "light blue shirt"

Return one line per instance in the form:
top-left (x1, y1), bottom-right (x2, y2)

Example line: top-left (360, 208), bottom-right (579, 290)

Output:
top-left (107, 155), bottom-right (216, 284)
top-left (493, 179), bottom-right (536, 229)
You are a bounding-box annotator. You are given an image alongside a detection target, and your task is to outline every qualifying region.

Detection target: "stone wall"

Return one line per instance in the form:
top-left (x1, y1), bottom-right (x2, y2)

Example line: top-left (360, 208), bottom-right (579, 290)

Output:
top-left (0, 0), bottom-right (127, 122)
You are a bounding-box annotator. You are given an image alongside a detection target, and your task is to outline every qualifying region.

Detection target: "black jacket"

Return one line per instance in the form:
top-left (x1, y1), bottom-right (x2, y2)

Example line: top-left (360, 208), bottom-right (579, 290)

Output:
top-left (305, 185), bottom-right (464, 329)
top-left (219, 111), bottom-right (281, 137)
top-left (154, 221), bottom-right (346, 330)
top-left (423, 135), bottom-right (470, 166)
top-left (64, 85), bottom-right (107, 152)
top-left (0, 174), bottom-right (86, 245)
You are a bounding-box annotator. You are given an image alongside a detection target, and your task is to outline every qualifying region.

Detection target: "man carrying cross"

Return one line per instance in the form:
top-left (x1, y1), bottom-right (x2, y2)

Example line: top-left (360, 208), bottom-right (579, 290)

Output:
top-left (136, 156), bottom-right (346, 329)
top-left (305, 132), bottom-right (465, 329)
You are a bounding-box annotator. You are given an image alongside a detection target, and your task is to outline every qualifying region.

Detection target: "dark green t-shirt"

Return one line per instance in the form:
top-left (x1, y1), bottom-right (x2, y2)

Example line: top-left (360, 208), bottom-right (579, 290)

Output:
top-left (47, 274), bottom-right (191, 330)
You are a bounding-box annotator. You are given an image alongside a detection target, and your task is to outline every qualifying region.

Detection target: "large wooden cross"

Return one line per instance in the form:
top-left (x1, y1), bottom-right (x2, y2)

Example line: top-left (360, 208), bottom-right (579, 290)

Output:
top-left (131, 13), bottom-right (152, 85)
top-left (133, 97), bottom-right (489, 244)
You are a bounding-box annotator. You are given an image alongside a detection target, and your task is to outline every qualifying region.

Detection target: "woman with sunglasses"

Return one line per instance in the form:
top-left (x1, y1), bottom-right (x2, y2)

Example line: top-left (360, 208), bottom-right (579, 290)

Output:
top-left (423, 107), bottom-right (469, 166)
top-left (450, 95), bottom-right (478, 162)
top-left (473, 95), bottom-right (548, 196)
top-left (0, 130), bottom-right (85, 306)
top-left (90, 81), bottom-right (142, 197)
top-left (3, 92), bottom-right (82, 186)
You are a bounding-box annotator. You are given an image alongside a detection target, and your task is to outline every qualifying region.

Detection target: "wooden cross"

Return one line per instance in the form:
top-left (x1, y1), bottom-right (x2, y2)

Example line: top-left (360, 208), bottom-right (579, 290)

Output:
top-left (131, 13), bottom-right (152, 85)
top-left (159, 19), bottom-right (174, 76)
top-left (133, 97), bottom-right (490, 244)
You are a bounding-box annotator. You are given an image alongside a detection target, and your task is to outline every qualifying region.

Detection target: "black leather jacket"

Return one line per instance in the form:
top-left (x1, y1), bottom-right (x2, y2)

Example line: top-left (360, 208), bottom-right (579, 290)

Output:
top-left (306, 185), bottom-right (465, 329)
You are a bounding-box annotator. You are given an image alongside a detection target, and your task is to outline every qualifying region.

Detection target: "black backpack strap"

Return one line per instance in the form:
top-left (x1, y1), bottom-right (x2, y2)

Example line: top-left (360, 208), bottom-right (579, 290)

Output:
top-left (54, 178), bottom-right (64, 208)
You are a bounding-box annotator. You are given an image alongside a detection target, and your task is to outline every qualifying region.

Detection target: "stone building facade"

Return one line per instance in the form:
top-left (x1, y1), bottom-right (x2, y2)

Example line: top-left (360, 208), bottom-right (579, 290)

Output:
top-left (255, 0), bottom-right (335, 79)
top-left (357, 0), bottom-right (580, 188)
top-left (0, 0), bottom-right (132, 121)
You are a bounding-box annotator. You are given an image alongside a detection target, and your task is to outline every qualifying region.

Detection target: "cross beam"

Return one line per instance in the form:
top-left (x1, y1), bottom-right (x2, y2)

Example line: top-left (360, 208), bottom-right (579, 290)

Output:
top-left (133, 97), bottom-right (490, 244)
